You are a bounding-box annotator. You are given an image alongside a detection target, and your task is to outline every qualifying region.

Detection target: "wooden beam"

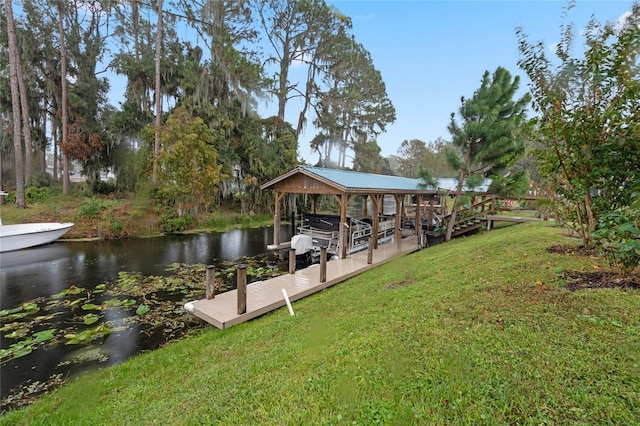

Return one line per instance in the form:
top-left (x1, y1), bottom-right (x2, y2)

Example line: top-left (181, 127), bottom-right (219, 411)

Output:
top-left (394, 194), bottom-right (403, 247)
top-left (273, 192), bottom-right (285, 246)
top-left (340, 193), bottom-right (348, 259)
top-left (371, 195), bottom-right (383, 249)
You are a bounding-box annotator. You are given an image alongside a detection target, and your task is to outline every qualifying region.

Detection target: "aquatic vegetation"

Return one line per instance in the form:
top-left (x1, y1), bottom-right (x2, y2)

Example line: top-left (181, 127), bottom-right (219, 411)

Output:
top-left (0, 256), bottom-right (286, 411)
top-left (64, 324), bottom-right (112, 345)
top-left (0, 329), bottom-right (56, 360)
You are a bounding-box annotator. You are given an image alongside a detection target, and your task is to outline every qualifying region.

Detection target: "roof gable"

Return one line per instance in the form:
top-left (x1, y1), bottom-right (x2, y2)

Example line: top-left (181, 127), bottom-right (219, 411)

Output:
top-left (260, 165), bottom-right (491, 194)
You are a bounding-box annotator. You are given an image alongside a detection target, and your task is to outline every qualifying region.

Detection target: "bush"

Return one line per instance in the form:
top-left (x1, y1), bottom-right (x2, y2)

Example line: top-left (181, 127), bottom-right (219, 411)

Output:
top-left (92, 180), bottom-right (118, 195)
top-left (594, 192), bottom-right (640, 276)
top-left (160, 214), bottom-right (194, 234)
top-left (109, 218), bottom-right (127, 238)
top-left (31, 172), bottom-right (53, 188)
top-left (78, 197), bottom-right (108, 218)
top-left (25, 186), bottom-right (52, 203)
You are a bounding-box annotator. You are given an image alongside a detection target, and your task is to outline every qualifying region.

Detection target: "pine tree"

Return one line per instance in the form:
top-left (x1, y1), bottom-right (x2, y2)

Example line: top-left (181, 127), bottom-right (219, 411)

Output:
top-left (445, 67), bottom-right (530, 241)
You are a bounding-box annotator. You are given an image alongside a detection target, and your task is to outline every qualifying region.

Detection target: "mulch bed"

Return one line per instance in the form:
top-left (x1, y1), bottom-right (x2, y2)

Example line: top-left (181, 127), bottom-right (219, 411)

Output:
top-left (547, 244), bottom-right (597, 257)
top-left (548, 244), bottom-right (640, 291)
top-left (562, 270), bottom-right (640, 291)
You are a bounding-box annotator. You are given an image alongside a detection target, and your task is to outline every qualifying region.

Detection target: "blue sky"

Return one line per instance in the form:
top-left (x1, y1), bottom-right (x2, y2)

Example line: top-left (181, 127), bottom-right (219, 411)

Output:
top-left (287, 0), bottom-right (636, 164)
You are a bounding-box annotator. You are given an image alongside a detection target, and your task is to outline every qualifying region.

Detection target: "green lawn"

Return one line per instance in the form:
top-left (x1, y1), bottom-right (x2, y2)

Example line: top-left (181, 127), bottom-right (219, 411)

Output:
top-left (2, 222), bottom-right (639, 425)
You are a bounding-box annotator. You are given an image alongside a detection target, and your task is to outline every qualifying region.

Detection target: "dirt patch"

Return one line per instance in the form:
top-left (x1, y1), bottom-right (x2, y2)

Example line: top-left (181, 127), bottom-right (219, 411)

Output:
top-left (547, 244), bottom-right (597, 257)
top-left (385, 278), bottom-right (414, 289)
top-left (562, 270), bottom-right (640, 291)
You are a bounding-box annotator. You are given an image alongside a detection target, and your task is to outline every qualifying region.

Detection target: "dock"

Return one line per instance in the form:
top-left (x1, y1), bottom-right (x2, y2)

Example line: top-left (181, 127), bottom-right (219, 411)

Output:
top-left (486, 214), bottom-right (543, 230)
top-left (187, 236), bottom-right (421, 329)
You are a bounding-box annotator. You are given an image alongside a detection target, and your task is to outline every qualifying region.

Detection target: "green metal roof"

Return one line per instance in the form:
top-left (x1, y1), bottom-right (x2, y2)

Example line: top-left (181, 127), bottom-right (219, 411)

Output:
top-left (299, 166), bottom-right (426, 191)
top-left (261, 165), bottom-right (492, 194)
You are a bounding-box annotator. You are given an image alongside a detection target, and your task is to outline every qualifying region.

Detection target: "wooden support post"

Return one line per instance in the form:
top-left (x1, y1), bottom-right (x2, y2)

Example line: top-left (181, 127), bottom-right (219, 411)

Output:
top-left (237, 264), bottom-right (247, 314)
top-left (340, 194), bottom-right (348, 259)
top-left (320, 247), bottom-right (327, 283)
top-left (289, 248), bottom-right (296, 274)
top-left (205, 265), bottom-right (215, 300)
top-left (394, 195), bottom-right (403, 247)
top-left (371, 195), bottom-right (381, 249)
top-left (367, 237), bottom-right (373, 264)
top-left (414, 196), bottom-right (421, 237)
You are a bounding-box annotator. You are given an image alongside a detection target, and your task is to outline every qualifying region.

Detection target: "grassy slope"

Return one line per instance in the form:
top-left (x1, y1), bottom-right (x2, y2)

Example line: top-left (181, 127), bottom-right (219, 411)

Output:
top-left (0, 194), bottom-right (271, 239)
top-left (2, 222), bottom-right (639, 425)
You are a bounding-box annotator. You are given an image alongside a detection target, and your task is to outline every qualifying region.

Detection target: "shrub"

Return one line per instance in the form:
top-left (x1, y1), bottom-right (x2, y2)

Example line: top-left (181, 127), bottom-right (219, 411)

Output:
top-left (25, 186), bottom-right (51, 203)
top-left (109, 218), bottom-right (127, 238)
top-left (78, 197), bottom-right (108, 218)
top-left (594, 192), bottom-right (640, 276)
top-left (92, 180), bottom-right (118, 195)
top-left (31, 172), bottom-right (53, 188)
top-left (160, 214), bottom-right (194, 234)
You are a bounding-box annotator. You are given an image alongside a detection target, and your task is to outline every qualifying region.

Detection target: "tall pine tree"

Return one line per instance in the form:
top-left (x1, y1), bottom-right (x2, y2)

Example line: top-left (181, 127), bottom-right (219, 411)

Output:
top-left (445, 67), bottom-right (530, 241)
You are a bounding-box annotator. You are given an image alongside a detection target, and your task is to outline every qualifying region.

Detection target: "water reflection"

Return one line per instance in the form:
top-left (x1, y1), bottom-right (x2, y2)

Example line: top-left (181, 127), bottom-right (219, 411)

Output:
top-left (1, 225), bottom-right (291, 309)
top-left (0, 225), bottom-right (291, 408)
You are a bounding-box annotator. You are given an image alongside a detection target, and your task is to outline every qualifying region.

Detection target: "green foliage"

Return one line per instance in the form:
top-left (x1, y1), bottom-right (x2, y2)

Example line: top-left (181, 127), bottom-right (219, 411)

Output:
top-left (4, 223), bottom-right (640, 424)
top-left (516, 4), bottom-right (640, 246)
top-left (594, 193), bottom-right (640, 276)
top-left (78, 197), bottom-right (108, 218)
top-left (152, 107), bottom-right (226, 216)
top-left (489, 169), bottom-right (530, 197)
top-left (3, 187), bottom-right (55, 205)
top-left (31, 172), bottom-right (53, 188)
top-left (447, 67), bottom-right (530, 178)
top-left (352, 139), bottom-right (386, 173)
top-left (109, 218), bottom-right (126, 237)
top-left (159, 213), bottom-right (195, 234)
top-left (417, 166), bottom-right (438, 189)
top-left (445, 66), bottom-right (530, 240)
top-left (24, 186), bottom-right (52, 204)
top-left (91, 180), bottom-right (117, 195)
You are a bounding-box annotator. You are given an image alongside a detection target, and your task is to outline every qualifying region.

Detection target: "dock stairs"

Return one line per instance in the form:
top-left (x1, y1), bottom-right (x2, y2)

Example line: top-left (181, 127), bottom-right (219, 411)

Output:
top-left (444, 196), bottom-right (544, 238)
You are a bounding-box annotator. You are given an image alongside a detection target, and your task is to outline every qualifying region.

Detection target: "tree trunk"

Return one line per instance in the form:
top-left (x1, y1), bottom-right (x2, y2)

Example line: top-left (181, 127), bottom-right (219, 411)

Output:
top-left (445, 144), bottom-right (472, 242)
top-left (445, 168), bottom-right (467, 242)
top-left (16, 51), bottom-right (33, 184)
top-left (5, 0), bottom-right (26, 208)
top-left (58, 3), bottom-right (70, 195)
top-left (152, 0), bottom-right (163, 185)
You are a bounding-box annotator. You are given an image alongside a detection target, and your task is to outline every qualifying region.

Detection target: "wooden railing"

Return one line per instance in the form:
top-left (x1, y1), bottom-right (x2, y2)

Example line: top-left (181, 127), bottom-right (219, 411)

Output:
top-left (443, 196), bottom-right (497, 237)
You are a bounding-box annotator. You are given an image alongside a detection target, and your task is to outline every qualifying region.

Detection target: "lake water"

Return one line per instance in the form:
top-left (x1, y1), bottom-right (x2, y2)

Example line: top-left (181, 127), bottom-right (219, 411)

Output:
top-left (0, 225), bottom-right (292, 412)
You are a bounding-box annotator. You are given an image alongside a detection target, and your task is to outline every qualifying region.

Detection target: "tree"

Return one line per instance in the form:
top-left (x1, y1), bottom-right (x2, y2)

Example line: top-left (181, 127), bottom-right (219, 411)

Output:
top-left (57, 1), bottom-right (70, 194)
top-left (313, 31), bottom-right (395, 167)
top-left (258, 0), bottom-right (350, 136)
top-left (397, 139), bottom-right (428, 178)
top-left (152, 0), bottom-right (163, 185)
top-left (5, 0), bottom-right (26, 207)
top-left (151, 107), bottom-right (225, 216)
top-left (517, 3), bottom-right (640, 247)
top-left (352, 138), bottom-right (387, 174)
top-left (445, 67), bottom-right (530, 241)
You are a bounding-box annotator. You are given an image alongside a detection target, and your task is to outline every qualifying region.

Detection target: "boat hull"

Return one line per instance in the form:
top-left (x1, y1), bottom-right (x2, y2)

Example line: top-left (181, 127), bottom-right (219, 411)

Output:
top-left (0, 223), bottom-right (74, 253)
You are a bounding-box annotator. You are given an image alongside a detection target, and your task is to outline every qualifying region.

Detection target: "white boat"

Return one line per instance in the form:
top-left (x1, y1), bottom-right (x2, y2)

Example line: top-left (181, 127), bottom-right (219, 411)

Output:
top-left (0, 220), bottom-right (74, 253)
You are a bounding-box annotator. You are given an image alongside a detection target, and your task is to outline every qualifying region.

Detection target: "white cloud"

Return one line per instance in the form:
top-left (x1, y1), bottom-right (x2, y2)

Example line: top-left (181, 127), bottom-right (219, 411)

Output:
top-left (613, 10), bottom-right (633, 33)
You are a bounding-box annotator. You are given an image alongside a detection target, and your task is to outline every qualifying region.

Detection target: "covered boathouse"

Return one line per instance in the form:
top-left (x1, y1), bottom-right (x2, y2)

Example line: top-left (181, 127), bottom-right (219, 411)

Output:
top-left (260, 165), bottom-right (445, 259)
top-left (184, 166), bottom-right (491, 329)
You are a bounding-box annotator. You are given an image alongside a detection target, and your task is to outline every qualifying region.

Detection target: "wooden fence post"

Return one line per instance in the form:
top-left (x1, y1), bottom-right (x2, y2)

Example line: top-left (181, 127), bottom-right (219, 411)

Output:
top-left (206, 265), bottom-right (215, 299)
top-left (289, 248), bottom-right (296, 274)
top-left (237, 264), bottom-right (247, 314)
top-left (320, 247), bottom-right (327, 283)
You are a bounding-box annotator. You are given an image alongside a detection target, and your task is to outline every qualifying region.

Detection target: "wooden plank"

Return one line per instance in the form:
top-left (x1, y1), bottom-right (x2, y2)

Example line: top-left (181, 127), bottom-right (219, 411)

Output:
top-left (189, 236), bottom-right (420, 329)
top-left (486, 215), bottom-right (542, 223)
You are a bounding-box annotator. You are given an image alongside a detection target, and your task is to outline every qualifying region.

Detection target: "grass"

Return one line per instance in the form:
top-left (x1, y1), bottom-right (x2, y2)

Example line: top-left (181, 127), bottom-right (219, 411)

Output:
top-left (2, 222), bottom-right (639, 425)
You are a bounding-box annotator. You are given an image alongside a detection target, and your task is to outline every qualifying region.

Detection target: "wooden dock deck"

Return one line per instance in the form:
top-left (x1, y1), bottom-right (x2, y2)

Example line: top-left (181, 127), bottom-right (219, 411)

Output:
top-left (186, 236), bottom-right (421, 329)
